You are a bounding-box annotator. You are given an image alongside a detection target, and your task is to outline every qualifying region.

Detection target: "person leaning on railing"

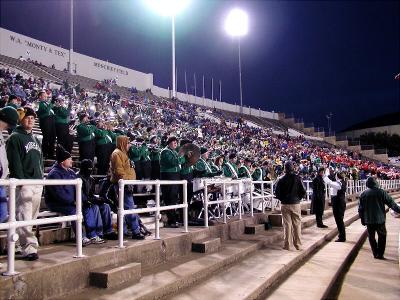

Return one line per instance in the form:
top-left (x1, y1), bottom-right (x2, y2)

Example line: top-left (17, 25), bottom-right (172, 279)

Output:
top-left (6, 107), bottom-right (44, 261)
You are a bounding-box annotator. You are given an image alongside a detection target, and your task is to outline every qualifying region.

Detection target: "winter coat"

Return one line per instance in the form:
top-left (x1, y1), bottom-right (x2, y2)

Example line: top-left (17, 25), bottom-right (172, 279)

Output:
top-left (274, 173), bottom-right (306, 205)
top-left (45, 163), bottom-right (77, 213)
top-left (110, 136), bottom-right (136, 183)
top-left (358, 177), bottom-right (400, 225)
top-left (311, 175), bottom-right (325, 215)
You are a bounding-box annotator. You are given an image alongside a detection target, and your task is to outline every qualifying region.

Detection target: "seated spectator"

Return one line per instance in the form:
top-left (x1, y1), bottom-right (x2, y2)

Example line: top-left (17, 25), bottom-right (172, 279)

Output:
top-left (45, 145), bottom-right (107, 245)
top-left (76, 159), bottom-right (118, 240)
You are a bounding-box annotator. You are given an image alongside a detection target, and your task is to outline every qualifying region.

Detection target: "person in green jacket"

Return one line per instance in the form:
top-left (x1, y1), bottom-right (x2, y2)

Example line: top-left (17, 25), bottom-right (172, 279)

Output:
top-left (359, 176), bottom-right (400, 259)
top-left (94, 120), bottom-right (113, 175)
top-left (149, 135), bottom-right (160, 180)
top-left (194, 147), bottom-right (221, 178)
top-left (238, 158), bottom-right (252, 178)
top-left (76, 113), bottom-right (96, 161)
top-left (36, 91), bottom-right (56, 159)
top-left (223, 153), bottom-right (239, 179)
top-left (160, 136), bottom-right (187, 227)
top-left (53, 97), bottom-right (73, 153)
top-left (6, 107), bottom-right (44, 261)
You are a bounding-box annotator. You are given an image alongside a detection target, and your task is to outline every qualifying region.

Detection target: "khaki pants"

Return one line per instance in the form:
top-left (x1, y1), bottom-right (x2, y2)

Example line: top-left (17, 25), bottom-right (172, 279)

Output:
top-left (16, 185), bottom-right (43, 256)
top-left (281, 204), bottom-right (302, 249)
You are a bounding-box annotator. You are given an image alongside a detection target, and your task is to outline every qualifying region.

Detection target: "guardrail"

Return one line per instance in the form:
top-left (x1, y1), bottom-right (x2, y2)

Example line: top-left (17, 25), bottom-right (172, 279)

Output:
top-left (117, 179), bottom-right (188, 248)
top-left (0, 178), bottom-right (83, 276)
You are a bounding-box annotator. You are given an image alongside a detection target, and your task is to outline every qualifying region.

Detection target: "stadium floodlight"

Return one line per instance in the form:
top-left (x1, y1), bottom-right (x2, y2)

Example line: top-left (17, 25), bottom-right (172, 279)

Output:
top-left (146, 0), bottom-right (190, 99)
top-left (225, 8), bottom-right (249, 37)
top-left (225, 8), bottom-right (248, 114)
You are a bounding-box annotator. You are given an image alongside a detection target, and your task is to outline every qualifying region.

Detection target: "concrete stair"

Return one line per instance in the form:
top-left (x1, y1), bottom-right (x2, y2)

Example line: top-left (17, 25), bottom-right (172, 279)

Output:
top-left (265, 220), bottom-right (367, 299)
top-left (191, 237), bottom-right (221, 254)
top-left (244, 224), bottom-right (265, 235)
top-left (89, 262), bottom-right (141, 289)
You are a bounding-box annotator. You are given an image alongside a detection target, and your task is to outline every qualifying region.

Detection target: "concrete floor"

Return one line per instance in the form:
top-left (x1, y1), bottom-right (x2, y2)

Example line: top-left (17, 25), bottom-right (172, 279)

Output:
top-left (338, 213), bottom-right (400, 300)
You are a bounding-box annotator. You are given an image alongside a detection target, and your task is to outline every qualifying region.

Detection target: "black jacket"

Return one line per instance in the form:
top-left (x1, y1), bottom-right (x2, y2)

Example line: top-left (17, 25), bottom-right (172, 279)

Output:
top-left (275, 173), bottom-right (306, 205)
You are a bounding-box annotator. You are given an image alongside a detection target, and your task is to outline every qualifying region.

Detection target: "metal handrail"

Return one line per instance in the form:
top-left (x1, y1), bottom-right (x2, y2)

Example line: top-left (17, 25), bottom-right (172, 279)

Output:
top-left (0, 178), bottom-right (83, 276)
top-left (117, 179), bottom-right (188, 248)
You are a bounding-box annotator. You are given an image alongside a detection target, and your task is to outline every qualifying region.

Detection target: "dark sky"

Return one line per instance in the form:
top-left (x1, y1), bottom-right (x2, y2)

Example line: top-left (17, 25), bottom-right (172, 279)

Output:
top-left (1, 0), bottom-right (399, 132)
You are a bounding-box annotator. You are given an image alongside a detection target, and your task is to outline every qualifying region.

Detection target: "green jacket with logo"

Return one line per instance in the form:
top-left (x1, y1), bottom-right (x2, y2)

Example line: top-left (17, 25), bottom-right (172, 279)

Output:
top-left (77, 123), bottom-right (96, 142)
top-left (37, 100), bottom-right (54, 119)
top-left (6, 126), bottom-right (44, 179)
top-left (53, 106), bottom-right (71, 124)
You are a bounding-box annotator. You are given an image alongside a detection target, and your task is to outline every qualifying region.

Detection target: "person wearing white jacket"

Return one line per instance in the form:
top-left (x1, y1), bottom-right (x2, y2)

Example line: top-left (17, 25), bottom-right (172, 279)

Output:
top-left (324, 170), bottom-right (347, 242)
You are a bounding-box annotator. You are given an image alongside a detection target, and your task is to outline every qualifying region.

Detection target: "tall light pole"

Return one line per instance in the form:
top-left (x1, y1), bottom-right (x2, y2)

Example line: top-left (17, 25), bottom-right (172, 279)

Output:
top-left (225, 8), bottom-right (248, 114)
top-left (146, 0), bottom-right (189, 99)
top-left (326, 112), bottom-right (333, 136)
top-left (69, 0), bottom-right (74, 74)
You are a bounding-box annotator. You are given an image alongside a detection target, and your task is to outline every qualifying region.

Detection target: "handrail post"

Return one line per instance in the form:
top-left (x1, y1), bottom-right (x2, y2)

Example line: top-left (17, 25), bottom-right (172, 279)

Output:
top-left (118, 180), bottom-right (125, 248)
top-left (74, 178), bottom-right (84, 258)
top-left (222, 182), bottom-right (227, 224)
top-left (155, 181), bottom-right (160, 240)
top-left (183, 180), bottom-right (188, 233)
top-left (261, 181), bottom-right (265, 212)
top-left (3, 179), bottom-right (18, 276)
top-left (204, 184), bottom-right (208, 227)
top-left (238, 181), bottom-right (242, 220)
top-left (306, 181), bottom-right (310, 201)
top-left (250, 181), bottom-right (254, 217)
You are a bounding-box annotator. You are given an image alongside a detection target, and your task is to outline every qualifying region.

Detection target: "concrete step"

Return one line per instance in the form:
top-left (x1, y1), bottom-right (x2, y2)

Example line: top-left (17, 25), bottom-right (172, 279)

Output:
top-left (266, 219), bottom-right (367, 299)
top-left (89, 262), bottom-right (141, 289)
top-left (192, 237), bottom-right (221, 254)
top-left (244, 224), bottom-right (265, 235)
top-left (62, 202), bottom-right (353, 300)
top-left (169, 205), bottom-right (362, 300)
top-left (337, 211), bottom-right (400, 300)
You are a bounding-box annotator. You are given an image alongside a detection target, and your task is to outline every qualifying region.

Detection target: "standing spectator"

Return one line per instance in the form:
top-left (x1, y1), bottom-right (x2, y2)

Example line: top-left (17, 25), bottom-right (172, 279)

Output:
top-left (36, 90), bottom-right (56, 159)
top-left (0, 106), bottom-right (19, 222)
top-left (53, 97), bottom-right (73, 153)
top-left (76, 113), bottom-right (96, 162)
top-left (359, 177), bottom-right (400, 259)
top-left (6, 107), bottom-right (43, 260)
top-left (311, 167), bottom-right (328, 228)
top-left (160, 136), bottom-right (186, 228)
top-left (110, 135), bottom-right (145, 239)
top-left (6, 94), bottom-right (22, 109)
top-left (274, 161), bottom-right (306, 250)
top-left (324, 171), bottom-right (347, 242)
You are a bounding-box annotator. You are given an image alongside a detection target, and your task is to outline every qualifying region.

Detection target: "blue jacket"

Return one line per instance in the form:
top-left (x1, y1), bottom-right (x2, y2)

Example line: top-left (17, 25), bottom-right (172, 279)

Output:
top-left (45, 163), bottom-right (77, 213)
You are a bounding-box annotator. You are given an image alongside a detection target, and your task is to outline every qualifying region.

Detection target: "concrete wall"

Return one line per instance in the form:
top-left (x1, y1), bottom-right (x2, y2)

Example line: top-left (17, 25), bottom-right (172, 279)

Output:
top-left (0, 27), bottom-right (280, 121)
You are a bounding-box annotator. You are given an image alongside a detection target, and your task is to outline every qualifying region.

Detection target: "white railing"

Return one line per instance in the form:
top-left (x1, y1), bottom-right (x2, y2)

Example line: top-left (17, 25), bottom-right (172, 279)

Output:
top-left (117, 179), bottom-right (188, 248)
top-left (200, 179), bottom-right (276, 227)
top-left (0, 178), bottom-right (83, 276)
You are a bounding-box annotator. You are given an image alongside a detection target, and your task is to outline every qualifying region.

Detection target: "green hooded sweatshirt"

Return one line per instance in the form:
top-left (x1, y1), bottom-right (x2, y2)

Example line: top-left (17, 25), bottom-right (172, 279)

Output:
top-left (6, 125), bottom-right (44, 179)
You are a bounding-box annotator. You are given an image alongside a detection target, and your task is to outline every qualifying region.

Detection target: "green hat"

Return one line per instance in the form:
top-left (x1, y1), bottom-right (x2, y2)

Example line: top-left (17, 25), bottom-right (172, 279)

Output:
top-left (200, 147), bottom-right (208, 154)
top-left (0, 106), bottom-right (19, 127)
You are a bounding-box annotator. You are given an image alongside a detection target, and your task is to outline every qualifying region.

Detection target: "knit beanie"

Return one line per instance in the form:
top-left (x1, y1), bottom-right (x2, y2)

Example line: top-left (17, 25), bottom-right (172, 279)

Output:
top-left (56, 145), bottom-right (71, 163)
top-left (0, 106), bottom-right (19, 126)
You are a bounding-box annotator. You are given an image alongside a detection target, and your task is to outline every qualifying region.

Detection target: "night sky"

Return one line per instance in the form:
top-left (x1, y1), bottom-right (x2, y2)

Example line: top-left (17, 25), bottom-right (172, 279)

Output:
top-left (1, 0), bottom-right (399, 132)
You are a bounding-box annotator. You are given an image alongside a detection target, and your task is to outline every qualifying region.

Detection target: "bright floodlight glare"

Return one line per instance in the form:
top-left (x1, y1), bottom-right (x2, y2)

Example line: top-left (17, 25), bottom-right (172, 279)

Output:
top-left (225, 8), bottom-right (249, 37)
top-left (146, 0), bottom-right (190, 16)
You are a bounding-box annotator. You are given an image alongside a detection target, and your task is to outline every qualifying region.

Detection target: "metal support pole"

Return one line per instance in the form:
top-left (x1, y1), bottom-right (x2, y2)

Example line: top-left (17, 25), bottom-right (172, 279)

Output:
top-left (261, 182), bottom-right (265, 212)
top-left (69, 0), bottom-right (74, 74)
top-left (306, 181), bottom-right (310, 201)
top-left (74, 179), bottom-right (84, 258)
top-left (172, 16), bottom-right (176, 99)
top-left (183, 181), bottom-right (188, 233)
top-left (155, 182), bottom-right (160, 240)
top-left (204, 184), bottom-right (208, 227)
top-left (238, 37), bottom-right (243, 114)
top-left (222, 182), bottom-right (227, 224)
top-left (118, 180), bottom-right (125, 248)
top-left (250, 181), bottom-right (254, 217)
top-left (238, 182), bottom-right (242, 220)
top-left (3, 179), bottom-right (18, 276)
